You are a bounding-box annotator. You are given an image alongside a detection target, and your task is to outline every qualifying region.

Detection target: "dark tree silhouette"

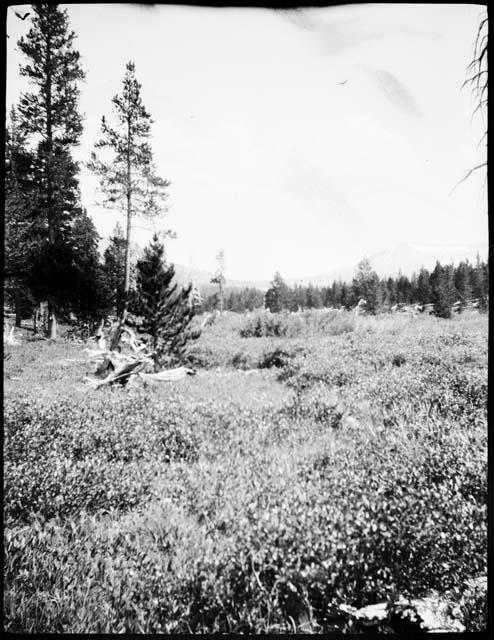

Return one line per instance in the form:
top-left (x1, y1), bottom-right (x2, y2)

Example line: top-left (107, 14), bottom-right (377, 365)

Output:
top-left (265, 272), bottom-right (291, 312)
top-left (4, 107), bottom-right (38, 326)
top-left (16, 4), bottom-right (86, 338)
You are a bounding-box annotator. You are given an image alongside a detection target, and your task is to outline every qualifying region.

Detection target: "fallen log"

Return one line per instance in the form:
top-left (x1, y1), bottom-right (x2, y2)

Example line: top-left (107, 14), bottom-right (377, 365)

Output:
top-left (139, 366), bottom-right (196, 383)
top-left (85, 358), bottom-right (150, 389)
top-left (84, 319), bottom-right (195, 389)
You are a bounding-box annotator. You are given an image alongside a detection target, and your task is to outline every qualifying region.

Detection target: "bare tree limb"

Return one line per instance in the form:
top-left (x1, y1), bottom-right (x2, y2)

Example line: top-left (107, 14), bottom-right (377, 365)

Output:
top-left (476, 128), bottom-right (488, 150)
top-left (473, 99), bottom-right (488, 118)
top-left (449, 162), bottom-right (487, 195)
top-left (457, 11), bottom-right (487, 191)
top-left (461, 70), bottom-right (488, 89)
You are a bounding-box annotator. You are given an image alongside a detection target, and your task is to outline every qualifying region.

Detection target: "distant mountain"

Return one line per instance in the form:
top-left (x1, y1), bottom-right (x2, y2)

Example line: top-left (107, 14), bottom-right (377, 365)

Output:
top-left (147, 241), bottom-right (488, 293)
top-left (172, 264), bottom-right (271, 293)
top-left (286, 242), bottom-right (488, 287)
top-left (284, 267), bottom-right (354, 288)
top-left (172, 264), bottom-right (217, 288)
top-left (369, 242), bottom-right (488, 278)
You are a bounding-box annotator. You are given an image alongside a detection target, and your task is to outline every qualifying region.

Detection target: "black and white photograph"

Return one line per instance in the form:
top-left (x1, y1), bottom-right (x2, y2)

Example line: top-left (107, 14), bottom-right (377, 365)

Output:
top-left (4, 2), bottom-right (488, 634)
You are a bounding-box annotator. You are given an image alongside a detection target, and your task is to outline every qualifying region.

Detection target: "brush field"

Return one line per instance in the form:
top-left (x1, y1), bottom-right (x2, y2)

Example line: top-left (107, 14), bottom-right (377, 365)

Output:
top-left (3, 310), bottom-right (488, 633)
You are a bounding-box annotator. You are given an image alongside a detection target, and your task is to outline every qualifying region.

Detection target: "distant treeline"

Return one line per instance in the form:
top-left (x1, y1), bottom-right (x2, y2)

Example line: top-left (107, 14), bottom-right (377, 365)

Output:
top-left (200, 287), bottom-right (265, 313)
top-left (201, 257), bottom-right (489, 318)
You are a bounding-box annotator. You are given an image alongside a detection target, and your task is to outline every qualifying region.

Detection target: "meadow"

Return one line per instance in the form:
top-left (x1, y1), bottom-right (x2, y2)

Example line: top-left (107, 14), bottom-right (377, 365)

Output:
top-left (3, 309), bottom-right (488, 633)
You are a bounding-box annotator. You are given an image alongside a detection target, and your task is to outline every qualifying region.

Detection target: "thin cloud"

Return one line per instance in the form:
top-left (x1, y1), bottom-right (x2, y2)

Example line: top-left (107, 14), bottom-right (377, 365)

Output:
top-left (366, 68), bottom-right (423, 118)
top-left (276, 8), bottom-right (395, 55)
top-left (281, 149), bottom-right (370, 235)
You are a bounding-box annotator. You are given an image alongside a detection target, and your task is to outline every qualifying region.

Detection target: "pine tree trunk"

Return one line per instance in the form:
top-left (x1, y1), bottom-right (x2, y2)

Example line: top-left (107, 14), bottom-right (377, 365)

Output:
top-left (123, 114), bottom-right (132, 315)
top-left (46, 28), bottom-right (56, 340)
top-left (15, 289), bottom-right (22, 328)
top-left (124, 200), bottom-right (131, 298)
top-left (47, 302), bottom-right (57, 339)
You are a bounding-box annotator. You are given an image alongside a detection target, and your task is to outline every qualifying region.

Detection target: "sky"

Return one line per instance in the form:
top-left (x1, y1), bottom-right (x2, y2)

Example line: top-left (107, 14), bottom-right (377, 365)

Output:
top-left (5, 3), bottom-right (488, 281)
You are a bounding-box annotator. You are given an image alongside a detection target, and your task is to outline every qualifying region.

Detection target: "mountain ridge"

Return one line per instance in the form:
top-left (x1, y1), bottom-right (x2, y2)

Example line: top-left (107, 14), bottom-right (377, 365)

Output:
top-left (172, 241), bottom-right (488, 291)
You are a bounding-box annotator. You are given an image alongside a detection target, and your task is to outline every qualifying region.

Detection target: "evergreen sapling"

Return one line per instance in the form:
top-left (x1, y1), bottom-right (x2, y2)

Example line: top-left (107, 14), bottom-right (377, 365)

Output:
top-left (132, 234), bottom-right (197, 370)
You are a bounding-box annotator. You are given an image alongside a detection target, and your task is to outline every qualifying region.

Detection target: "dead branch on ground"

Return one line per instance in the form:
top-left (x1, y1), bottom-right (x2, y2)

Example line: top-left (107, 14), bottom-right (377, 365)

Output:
top-left (83, 316), bottom-right (196, 389)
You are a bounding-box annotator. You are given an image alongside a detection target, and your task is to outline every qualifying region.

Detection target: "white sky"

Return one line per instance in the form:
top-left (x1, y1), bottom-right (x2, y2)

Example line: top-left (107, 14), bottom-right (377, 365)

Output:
top-left (6, 3), bottom-right (488, 280)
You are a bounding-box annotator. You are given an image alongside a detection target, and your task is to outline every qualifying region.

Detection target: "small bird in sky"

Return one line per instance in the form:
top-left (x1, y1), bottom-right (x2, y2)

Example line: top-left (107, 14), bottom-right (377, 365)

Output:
top-left (338, 80), bottom-right (348, 85)
top-left (15, 11), bottom-right (30, 20)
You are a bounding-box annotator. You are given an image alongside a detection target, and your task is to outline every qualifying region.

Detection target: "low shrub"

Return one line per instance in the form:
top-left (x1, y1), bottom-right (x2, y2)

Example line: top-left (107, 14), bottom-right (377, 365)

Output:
top-left (230, 352), bottom-right (252, 370)
top-left (184, 347), bottom-right (216, 369)
top-left (258, 347), bottom-right (299, 369)
top-left (239, 310), bottom-right (356, 339)
top-left (391, 353), bottom-right (407, 367)
top-left (239, 312), bottom-right (303, 338)
top-left (4, 395), bottom-right (199, 523)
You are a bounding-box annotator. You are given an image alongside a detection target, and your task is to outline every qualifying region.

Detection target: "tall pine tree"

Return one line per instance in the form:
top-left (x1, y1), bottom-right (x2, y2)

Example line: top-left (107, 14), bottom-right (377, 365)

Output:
top-left (88, 61), bottom-right (171, 318)
top-left (4, 106), bottom-right (38, 326)
top-left (17, 4), bottom-right (86, 338)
